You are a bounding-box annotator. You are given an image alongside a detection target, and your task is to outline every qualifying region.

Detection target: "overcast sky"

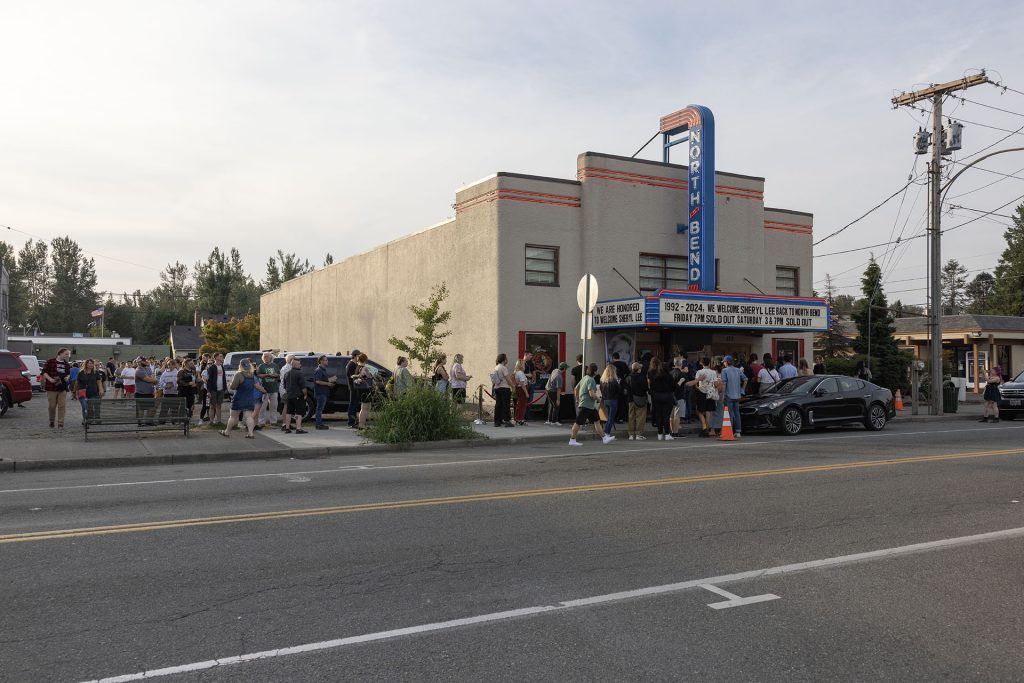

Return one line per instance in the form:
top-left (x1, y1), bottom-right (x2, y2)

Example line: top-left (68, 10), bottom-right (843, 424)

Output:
top-left (3, 1), bottom-right (1024, 305)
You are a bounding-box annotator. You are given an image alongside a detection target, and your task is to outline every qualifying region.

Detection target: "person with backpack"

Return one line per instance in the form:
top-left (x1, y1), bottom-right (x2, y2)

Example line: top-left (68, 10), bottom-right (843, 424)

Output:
top-left (490, 354), bottom-right (513, 428)
top-left (545, 362), bottom-right (567, 425)
top-left (757, 359), bottom-right (781, 394)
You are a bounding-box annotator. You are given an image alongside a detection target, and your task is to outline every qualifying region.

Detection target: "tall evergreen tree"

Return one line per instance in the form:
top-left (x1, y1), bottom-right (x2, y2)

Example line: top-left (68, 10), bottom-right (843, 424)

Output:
top-left (40, 236), bottom-right (98, 332)
top-left (15, 239), bottom-right (52, 328)
top-left (262, 251), bottom-right (313, 291)
top-left (990, 203), bottom-right (1024, 316)
top-left (819, 273), bottom-right (847, 358)
top-left (940, 259), bottom-right (969, 314)
top-left (851, 258), bottom-right (910, 392)
top-left (0, 241), bottom-right (28, 329)
top-left (964, 272), bottom-right (995, 314)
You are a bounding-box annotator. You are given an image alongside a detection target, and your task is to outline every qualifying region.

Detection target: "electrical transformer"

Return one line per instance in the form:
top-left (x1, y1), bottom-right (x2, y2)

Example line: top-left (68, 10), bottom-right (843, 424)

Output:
top-left (942, 121), bottom-right (963, 152)
top-left (913, 128), bottom-right (930, 155)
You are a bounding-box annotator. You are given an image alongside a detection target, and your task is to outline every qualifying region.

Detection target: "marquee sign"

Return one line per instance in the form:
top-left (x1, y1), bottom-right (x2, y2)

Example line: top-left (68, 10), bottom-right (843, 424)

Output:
top-left (592, 298), bottom-right (646, 329)
top-left (661, 105), bottom-right (716, 292)
top-left (657, 292), bottom-right (829, 332)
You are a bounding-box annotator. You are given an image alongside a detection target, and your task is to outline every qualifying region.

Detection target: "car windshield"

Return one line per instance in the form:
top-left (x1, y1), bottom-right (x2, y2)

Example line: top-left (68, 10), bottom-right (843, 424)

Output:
top-left (1015, 369), bottom-right (1024, 383)
top-left (224, 353), bottom-right (262, 370)
top-left (767, 376), bottom-right (819, 395)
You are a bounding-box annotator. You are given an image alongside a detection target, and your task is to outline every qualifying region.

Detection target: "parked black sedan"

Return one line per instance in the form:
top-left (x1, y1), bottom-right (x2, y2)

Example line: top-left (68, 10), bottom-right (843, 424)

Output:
top-left (287, 354), bottom-right (392, 422)
top-left (996, 369), bottom-right (1024, 420)
top-left (739, 375), bottom-right (895, 436)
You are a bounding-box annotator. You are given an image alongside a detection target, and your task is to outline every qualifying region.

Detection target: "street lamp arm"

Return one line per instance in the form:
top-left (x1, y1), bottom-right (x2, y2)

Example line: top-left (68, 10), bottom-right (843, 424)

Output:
top-left (941, 147), bottom-right (1024, 197)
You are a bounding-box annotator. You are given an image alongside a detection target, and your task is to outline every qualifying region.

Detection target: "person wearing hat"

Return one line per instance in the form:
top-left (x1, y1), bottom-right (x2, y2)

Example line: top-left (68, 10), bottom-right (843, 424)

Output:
top-left (720, 355), bottom-right (746, 438)
top-left (545, 361), bottom-right (569, 425)
top-left (345, 350), bottom-right (362, 428)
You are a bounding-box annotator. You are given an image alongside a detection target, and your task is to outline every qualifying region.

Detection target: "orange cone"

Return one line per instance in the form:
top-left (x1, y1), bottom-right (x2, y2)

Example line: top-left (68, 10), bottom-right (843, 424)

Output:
top-left (894, 389), bottom-right (904, 411)
top-left (719, 404), bottom-right (736, 441)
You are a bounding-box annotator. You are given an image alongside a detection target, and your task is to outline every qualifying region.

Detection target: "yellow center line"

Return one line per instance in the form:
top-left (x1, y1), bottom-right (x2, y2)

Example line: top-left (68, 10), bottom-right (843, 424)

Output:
top-left (3, 447), bottom-right (1022, 545)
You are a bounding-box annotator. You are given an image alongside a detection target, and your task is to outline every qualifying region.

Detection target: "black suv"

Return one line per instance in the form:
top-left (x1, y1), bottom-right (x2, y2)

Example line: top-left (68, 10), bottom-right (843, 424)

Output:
top-left (287, 354), bottom-right (392, 421)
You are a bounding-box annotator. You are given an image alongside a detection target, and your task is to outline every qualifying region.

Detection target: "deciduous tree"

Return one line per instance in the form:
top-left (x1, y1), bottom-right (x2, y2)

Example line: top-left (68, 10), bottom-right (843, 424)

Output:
top-left (388, 283), bottom-right (452, 376)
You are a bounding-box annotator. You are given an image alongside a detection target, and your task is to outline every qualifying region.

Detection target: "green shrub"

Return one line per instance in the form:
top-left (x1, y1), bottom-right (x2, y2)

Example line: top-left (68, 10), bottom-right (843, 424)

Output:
top-left (364, 382), bottom-right (480, 444)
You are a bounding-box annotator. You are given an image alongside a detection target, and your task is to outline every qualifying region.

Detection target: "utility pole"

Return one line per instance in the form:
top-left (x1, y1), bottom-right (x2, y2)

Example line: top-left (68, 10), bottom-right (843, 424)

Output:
top-left (892, 71), bottom-right (989, 415)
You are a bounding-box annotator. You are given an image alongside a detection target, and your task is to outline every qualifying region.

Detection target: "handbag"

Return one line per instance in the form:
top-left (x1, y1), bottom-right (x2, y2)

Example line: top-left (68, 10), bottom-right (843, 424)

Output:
top-left (77, 389), bottom-right (87, 399)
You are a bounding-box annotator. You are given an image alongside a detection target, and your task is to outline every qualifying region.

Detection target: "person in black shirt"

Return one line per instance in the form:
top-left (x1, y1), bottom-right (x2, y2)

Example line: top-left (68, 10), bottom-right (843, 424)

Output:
top-left (625, 362), bottom-right (649, 440)
top-left (282, 357), bottom-right (308, 434)
top-left (570, 355), bottom-right (584, 392)
top-left (813, 356), bottom-right (827, 375)
top-left (345, 350), bottom-right (361, 427)
top-left (648, 358), bottom-right (676, 441)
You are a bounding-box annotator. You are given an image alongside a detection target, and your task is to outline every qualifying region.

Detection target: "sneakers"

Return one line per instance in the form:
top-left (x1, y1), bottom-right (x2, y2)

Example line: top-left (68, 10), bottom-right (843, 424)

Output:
top-left (315, 424), bottom-right (329, 430)
top-left (628, 435), bottom-right (635, 440)
top-left (664, 434), bottom-right (674, 441)
top-left (553, 421), bottom-right (562, 426)
top-left (602, 434), bottom-right (615, 444)
top-left (544, 421), bottom-right (551, 425)
top-left (657, 434), bottom-right (664, 441)
top-left (635, 435), bottom-right (646, 440)
top-left (735, 433), bottom-right (742, 438)
top-left (568, 439), bottom-right (581, 446)
top-left (294, 429), bottom-right (308, 434)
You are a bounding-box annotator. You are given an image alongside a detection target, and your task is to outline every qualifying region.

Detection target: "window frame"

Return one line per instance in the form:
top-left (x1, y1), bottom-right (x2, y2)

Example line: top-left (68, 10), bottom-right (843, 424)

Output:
top-left (639, 252), bottom-right (689, 294)
top-left (525, 244), bottom-right (560, 287)
top-left (775, 266), bottom-right (799, 297)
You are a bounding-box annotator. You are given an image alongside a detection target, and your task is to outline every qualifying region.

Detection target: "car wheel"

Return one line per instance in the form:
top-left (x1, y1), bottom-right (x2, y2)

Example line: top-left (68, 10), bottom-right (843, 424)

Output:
top-left (779, 407), bottom-right (803, 435)
top-left (303, 396), bottom-right (316, 422)
top-left (0, 388), bottom-right (8, 417)
top-left (864, 403), bottom-right (887, 431)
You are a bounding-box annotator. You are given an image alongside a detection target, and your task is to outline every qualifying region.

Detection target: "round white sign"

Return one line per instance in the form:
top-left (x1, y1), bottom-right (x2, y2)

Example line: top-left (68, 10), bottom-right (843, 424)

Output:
top-left (576, 274), bottom-right (599, 313)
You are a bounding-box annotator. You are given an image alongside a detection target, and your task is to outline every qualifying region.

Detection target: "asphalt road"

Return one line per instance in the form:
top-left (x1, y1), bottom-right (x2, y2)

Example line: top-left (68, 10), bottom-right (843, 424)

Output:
top-left (2, 420), bottom-right (1023, 682)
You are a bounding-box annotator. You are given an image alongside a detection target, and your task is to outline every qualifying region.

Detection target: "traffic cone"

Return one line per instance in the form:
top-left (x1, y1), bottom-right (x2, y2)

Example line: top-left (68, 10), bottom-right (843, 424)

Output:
top-left (719, 405), bottom-right (736, 441)
top-left (894, 389), bottom-right (904, 411)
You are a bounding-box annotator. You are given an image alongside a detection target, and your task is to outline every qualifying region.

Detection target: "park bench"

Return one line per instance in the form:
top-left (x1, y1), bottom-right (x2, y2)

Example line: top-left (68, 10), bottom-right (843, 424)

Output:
top-left (82, 397), bottom-right (191, 440)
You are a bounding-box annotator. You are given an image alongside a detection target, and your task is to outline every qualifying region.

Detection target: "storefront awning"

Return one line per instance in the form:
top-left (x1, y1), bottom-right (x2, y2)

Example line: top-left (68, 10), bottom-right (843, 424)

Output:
top-left (592, 290), bottom-right (831, 333)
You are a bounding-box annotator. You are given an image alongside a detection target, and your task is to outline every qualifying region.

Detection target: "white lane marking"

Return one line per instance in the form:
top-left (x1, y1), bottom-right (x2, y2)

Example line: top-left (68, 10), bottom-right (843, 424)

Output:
top-left (78, 525), bottom-right (1024, 683)
top-left (283, 476), bottom-right (311, 483)
top-left (7, 423), bottom-right (1024, 496)
top-left (699, 583), bottom-right (780, 610)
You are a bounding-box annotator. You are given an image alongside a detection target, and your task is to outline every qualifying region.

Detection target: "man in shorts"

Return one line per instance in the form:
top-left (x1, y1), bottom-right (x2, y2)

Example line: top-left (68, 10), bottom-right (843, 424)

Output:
top-left (568, 363), bottom-right (615, 446)
top-left (206, 353), bottom-right (227, 425)
top-left (281, 357), bottom-right (308, 434)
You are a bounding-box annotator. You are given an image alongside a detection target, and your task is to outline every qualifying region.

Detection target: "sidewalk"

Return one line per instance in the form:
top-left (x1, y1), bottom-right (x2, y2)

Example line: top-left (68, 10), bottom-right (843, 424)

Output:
top-left (0, 399), bottom-right (988, 472)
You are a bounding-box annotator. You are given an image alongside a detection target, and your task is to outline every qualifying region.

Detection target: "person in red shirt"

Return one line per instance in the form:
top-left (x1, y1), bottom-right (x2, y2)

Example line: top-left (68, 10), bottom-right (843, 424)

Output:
top-left (41, 347), bottom-right (72, 428)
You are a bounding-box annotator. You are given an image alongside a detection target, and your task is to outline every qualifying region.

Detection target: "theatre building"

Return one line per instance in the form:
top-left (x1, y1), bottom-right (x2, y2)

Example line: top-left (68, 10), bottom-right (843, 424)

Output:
top-left (260, 106), bottom-right (827, 388)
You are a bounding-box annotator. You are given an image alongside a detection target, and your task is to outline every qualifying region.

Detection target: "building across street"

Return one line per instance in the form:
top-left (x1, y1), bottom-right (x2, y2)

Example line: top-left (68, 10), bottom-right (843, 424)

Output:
top-left (260, 106), bottom-right (826, 390)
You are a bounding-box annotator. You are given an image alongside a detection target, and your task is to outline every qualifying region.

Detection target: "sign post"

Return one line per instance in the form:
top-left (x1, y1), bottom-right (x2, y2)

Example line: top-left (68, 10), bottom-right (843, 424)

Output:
top-left (576, 274), bottom-right (599, 380)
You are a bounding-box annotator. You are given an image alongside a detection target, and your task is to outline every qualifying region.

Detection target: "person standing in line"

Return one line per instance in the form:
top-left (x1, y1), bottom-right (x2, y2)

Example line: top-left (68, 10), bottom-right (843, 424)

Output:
top-left (41, 348), bottom-right (72, 429)
top-left (625, 362), bottom-right (650, 440)
top-left (112, 361), bottom-right (125, 399)
top-left (491, 354), bottom-right (513, 428)
top-left (206, 353), bottom-right (227, 425)
top-left (521, 352), bottom-right (538, 422)
top-left (345, 350), bottom-right (361, 428)
top-left (72, 358), bottom-right (103, 422)
top-left (196, 358), bottom-right (210, 423)
top-left (568, 363), bottom-right (614, 446)
top-left (106, 357), bottom-right (117, 381)
top-left (812, 356), bottom-right (827, 375)
top-left (981, 367), bottom-right (1002, 423)
top-left (121, 360), bottom-right (137, 399)
top-left (855, 360), bottom-right (873, 382)
top-left (648, 358), bottom-right (676, 441)
top-left (277, 354), bottom-right (294, 430)
top-left (250, 373), bottom-right (265, 429)
top-left (281, 356), bottom-right (308, 434)
top-left (134, 356), bottom-right (158, 424)
top-left (433, 355), bottom-right (450, 394)
top-left (763, 352), bottom-right (773, 369)
top-left (512, 359), bottom-right (530, 425)
top-left (94, 360), bottom-right (108, 397)
top-left (757, 359), bottom-right (781, 395)
top-left (689, 357), bottom-right (719, 438)
top-left (611, 352), bottom-right (630, 423)
top-left (545, 362), bottom-right (567, 426)
top-left (257, 352), bottom-right (281, 426)
top-left (746, 353), bottom-right (762, 397)
top-left (393, 356), bottom-right (414, 397)
top-left (313, 355), bottom-right (335, 430)
top-left (599, 364), bottom-right (621, 438)
top-left (778, 355), bottom-right (798, 380)
top-left (720, 355), bottom-right (746, 438)
top-left (797, 358), bottom-right (813, 376)
top-left (570, 354), bottom-right (584, 391)
top-left (177, 358), bottom-right (198, 422)
top-left (158, 358), bottom-right (180, 422)
top-left (221, 359), bottom-right (261, 438)
top-left (354, 353), bottom-right (374, 430)
top-left (669, 358), bottom-right (688, 437)
top-left (450, 354), bottom-right (471, 404)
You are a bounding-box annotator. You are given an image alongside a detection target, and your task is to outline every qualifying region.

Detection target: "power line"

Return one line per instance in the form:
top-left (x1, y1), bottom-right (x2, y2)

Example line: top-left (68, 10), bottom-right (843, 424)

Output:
top-left (990, 80), bottom-right (1024, 99)
top-left (954, 95), bottom-right (1024, 118)
top-left (942, 191), bottom-right (1024, 234)
top-left (1, 223), bottom-right (161, 273)
top-left (947, 164), bottom-right (1024, 199)
top-left (812, 173), bottom-right (925, 247)
top-left (947, 204), bottom-right (1014, 219)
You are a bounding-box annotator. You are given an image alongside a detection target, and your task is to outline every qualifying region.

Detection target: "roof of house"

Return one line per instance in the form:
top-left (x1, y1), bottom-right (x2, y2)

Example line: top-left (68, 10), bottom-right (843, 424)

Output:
top-left (894, 314), bottom-right (1024, 334)
top-left (170, 325), bottom-right (204, 352)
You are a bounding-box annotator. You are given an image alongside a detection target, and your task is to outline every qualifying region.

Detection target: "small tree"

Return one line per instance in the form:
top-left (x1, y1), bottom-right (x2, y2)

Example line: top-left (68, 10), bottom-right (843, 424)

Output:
top-left (852, 257), bottom-right (910, 393)
top-left (388, 283), bottom-right (452, 376)
top-left (819, 273), bottom-right (848, 358)
top-left (199, 314), bottom-right (261, 354)
top-left (940, 259), bottom-right (969, 315)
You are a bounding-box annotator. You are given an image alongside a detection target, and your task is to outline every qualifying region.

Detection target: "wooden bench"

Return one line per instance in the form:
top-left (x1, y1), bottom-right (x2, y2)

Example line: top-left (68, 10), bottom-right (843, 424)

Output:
top-left (83, 397), bottom-right (191, 440)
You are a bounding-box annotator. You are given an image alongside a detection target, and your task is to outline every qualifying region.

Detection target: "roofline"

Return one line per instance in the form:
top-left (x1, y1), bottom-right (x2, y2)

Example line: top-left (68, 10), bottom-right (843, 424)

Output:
top-left (579, 152), bottom-right (766, 182)
top-left (496, 171), bottom-right (580, 187)
top-left (765, 207), bottom-right (814, 218)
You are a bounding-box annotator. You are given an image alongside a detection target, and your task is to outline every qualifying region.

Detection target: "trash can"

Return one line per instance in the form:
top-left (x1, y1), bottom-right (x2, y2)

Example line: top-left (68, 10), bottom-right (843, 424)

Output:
top-left (942, 381), bottom-right (959, 413)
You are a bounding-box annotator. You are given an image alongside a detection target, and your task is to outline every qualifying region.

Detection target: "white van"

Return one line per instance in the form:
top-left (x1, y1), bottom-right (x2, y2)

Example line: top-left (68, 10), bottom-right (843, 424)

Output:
top-left (18, 355), bottom-right (42, 391)
top-left (223, 351), bottom-right (272, 395)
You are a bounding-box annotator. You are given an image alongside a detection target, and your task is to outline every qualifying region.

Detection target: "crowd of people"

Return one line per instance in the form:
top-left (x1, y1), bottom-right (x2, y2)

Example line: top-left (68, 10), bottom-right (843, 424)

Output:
top-left (485, 350), bottom-right (833, 445)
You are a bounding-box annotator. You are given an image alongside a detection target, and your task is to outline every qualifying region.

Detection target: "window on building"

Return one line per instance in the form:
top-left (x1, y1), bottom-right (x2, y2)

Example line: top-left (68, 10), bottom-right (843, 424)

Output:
top-left (525, 245), bottom-right (559, 286)
top-left (775, 266), bottom-right (799, 296)
top-left (640, 253), bottom-right (688, 293)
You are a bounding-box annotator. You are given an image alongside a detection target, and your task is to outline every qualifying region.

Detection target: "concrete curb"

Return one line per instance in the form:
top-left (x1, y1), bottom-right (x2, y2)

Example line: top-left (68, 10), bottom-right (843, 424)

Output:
top-left (1, 413), bottom-right (987, 473)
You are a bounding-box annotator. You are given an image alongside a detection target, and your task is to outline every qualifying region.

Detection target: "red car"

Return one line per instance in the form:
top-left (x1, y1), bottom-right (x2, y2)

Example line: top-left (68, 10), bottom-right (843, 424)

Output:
top-left (0, 350), bottom-right (33, 417)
